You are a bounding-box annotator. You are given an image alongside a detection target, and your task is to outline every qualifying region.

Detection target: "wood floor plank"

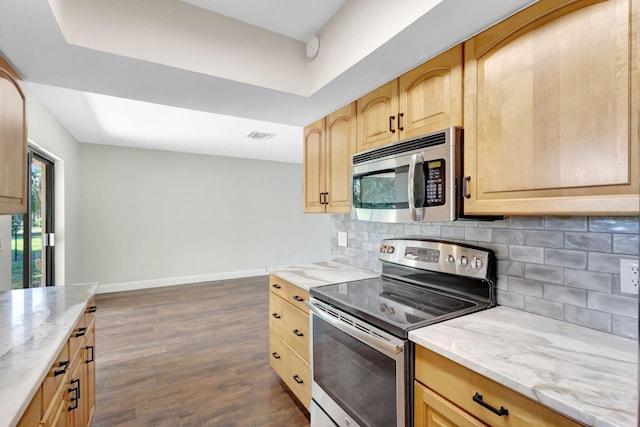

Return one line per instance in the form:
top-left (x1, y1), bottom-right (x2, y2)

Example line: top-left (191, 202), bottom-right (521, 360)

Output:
top-left (93, 276), bottom-right (310, 427)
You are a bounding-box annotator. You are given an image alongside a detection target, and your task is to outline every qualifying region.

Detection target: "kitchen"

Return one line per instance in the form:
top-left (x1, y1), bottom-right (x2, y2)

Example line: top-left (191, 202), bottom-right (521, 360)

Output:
top-left (0, 0), bottom-right (638, 426)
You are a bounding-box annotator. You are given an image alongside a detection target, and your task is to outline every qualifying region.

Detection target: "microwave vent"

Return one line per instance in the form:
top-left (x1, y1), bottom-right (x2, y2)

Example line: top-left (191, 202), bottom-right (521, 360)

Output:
top-left (352, 131), bottom-right (447, 164)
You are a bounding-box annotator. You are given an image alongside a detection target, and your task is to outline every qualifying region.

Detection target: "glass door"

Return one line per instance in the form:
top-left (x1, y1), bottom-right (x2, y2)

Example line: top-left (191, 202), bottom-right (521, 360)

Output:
top-left (11, 150), bottom-right (55, 288)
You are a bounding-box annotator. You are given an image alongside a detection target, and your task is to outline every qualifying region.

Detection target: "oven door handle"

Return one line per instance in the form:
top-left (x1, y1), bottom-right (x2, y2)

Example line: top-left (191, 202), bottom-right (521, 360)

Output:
top-left (408, 152), bottom-right (424, 221)
top-left (308, 303), bottom-right (404, 356)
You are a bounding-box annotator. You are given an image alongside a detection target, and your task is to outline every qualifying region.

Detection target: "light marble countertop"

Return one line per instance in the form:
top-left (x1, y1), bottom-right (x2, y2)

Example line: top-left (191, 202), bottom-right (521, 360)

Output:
top-left (409, 306), bottom-right (637, 427)
top-left (267, 261), bottom-right (379, 291)
top-left (0, 284), bottom-right (98, 427)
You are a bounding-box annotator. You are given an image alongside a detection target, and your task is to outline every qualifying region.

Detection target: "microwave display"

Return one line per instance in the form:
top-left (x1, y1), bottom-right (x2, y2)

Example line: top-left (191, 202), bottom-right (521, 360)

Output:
top-left (424, 159), bottom-right (445, 207)
top-left (353, 166), bottom-right (409, 209)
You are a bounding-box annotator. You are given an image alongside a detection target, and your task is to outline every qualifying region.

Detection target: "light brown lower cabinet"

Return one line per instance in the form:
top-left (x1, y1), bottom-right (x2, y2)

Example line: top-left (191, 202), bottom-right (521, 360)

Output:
top-left (414, 346), bottom-right (583, 427)
top-left (268, 275), bottom-right (310, 410)
top-left (17, 298), bottom-right (96, 427)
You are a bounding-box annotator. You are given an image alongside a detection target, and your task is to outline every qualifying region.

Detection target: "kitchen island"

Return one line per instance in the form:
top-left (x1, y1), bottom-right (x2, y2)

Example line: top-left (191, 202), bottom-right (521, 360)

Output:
top-left (0, 284), bottom-right (98, 427)
top-left (410, 306), bottom-right (637, 427)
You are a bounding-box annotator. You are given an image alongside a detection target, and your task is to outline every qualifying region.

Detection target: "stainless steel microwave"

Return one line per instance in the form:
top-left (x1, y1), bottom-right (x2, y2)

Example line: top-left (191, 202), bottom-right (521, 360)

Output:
top-left (351, 127), bottom-right (463, 223)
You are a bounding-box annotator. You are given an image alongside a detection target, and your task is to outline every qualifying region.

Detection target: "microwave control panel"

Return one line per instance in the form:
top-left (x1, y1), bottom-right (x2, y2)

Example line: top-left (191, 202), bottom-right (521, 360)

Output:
top-left (424, 159), bottom-right (445, 206)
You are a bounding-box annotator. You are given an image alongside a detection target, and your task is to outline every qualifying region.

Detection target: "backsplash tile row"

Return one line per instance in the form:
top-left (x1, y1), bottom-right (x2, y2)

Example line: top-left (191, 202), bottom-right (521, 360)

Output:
top-left (330, 215), bottom-right (639, 339)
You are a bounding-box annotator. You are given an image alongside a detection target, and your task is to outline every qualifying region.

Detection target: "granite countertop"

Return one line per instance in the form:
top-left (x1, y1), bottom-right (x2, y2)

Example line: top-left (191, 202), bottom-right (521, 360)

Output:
top-left (409, 306), bottom-right (637, 427)
top-left (0, 284), bottom-right (98, 427)
top-left (267, 261), bottom-right (379, 291)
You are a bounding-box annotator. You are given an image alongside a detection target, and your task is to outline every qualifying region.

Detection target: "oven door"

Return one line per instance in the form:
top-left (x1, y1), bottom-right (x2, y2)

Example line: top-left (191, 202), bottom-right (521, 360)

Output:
top-left (308, 299), bottom-right (409, 427)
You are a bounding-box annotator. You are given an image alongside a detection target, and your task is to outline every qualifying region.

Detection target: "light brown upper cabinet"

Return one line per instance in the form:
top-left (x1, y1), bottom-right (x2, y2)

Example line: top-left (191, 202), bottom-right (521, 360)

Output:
top-left (303, 103), bottom-right (355, 213)
top-left (463, 0), bottom-right (639, 215)
top-left (0, 59), bottom-right (27, 215)
top-left (356, 45), bottom-right (463, 153)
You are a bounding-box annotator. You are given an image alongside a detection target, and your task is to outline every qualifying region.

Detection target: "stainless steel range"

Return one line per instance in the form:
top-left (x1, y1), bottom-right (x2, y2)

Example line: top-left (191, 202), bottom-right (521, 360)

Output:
top-left (307, 238), bottom-right (497, 427)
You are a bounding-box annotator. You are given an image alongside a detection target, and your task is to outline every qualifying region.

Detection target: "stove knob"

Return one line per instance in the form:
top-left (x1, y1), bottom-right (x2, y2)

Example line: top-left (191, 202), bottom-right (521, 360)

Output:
top-left (446, 254), bottom-right (455, 264)
top-left (385, 306), bottom-right (395, 315)
top-left (387, 245), bottom-right (395, 254)
top-left (471, 257), bottom-right (484, 269)
top-left (380, 245), bottom-right (387, 253)
top-left (458, 256), bottom-right (469, 266)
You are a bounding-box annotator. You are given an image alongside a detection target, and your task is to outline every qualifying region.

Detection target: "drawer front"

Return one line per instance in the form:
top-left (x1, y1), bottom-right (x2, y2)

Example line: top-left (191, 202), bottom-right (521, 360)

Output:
top-left (414, 381), bottom-right (488, 427)
top-left (42, 342), bottom-right (70, 406)
top-left (415, 346), bottom-right (583, 427)
top-left (41, 377), bottom-right (67, 427)
top-left (68, 316), bottom-right (88, 362)
top-left (269, 293), bottom-right (309, 361)
top-left (269, 333), bottom-right (311, 410)
top-left (269, 275), bottom-right (310, 314)
top-left (84, 297), bottom-right (97, 325)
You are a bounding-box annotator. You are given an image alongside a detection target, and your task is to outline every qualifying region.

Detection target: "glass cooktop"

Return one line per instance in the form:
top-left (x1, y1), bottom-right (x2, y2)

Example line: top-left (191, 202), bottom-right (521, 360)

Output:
top-left (310, 276), bottom-right (481, 339)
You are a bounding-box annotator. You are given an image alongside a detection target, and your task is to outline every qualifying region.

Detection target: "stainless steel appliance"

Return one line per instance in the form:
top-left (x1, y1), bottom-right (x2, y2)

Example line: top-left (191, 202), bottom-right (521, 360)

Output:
top-left (308, 238), bottom-right (497, 427)
top-left (351, 127), bottom-right (462, 223)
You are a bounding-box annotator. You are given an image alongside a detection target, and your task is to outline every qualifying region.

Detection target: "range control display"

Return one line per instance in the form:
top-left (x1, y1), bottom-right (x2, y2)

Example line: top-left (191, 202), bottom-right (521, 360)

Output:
top-left (404, 247), bottom-right (440, 263)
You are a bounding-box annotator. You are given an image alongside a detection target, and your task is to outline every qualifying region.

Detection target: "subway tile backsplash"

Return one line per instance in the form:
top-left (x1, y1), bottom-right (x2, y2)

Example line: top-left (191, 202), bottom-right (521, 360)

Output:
top-left (331, 215), bottom-right (639, 339)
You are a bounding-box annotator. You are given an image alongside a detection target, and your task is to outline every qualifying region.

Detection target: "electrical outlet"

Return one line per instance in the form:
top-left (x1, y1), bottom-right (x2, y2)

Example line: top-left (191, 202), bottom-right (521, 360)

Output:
top-left (338, 232), bottom-right (348, 247)
top-left (620, 259), bottom-right (639, 294)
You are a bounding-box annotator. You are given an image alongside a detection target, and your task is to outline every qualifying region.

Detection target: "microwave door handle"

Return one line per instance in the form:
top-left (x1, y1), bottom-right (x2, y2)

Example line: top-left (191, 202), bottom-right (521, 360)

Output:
top-left (408, 153), bottom-right (423, 221)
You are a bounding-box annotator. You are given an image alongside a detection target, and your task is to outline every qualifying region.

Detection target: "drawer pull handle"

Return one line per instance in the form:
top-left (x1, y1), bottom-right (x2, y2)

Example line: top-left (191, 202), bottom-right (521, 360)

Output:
top-left (389, 115), bottom-right (396, 133)
top-left (271, 352), bottom-right (281, 360)
top-left (293, 375), bottom-right (304, 384)
top-left (271, 313), bottom-right (281, 319)
top-left (473, 392), bottom-right (508, 416)
top-left (463, 176), bottom-right (471, 199)
top-left (54, 360), bottom-right (70, 376)
top-left (75, 327), bottom-right (87, 337)
top-left (397, 112), bottom-right (404, 131)
top-left (293, 329), bottom-right (304, 337)
top-left (272, 284), bottom-right (282, 289)
top-left (68, 378), bottom-right (81, 411)
top-left (86, 345), bottom-right (95, 363)
top-left (292, 295), bottom-right (304, 302)
top-left (87, 305), bottom-right (97, 313)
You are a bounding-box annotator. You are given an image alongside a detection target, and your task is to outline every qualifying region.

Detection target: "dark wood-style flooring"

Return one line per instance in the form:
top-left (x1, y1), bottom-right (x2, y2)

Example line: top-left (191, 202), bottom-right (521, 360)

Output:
top-left (93, 276), bottom-right (310, 427)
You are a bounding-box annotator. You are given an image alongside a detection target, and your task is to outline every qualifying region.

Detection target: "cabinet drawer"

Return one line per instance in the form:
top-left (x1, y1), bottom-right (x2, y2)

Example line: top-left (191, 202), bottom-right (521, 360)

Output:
top-left (84, 296), bottom-right (97, 325)
top-left (269, 333), bottom-right (311, 410)
top-left (68, 316), bottom-right (87, 362)
top-left (42, 342), bottom-right (70, 406)
top-left (269, 293), bottom-right (309, 361)
top-left (414, 381), bottom-right (488, 427)
top-left (41, 376), bottom-right (67, 427)
top-left (415, 346), bottom-right (583, 427)
top-left (269, 275), bottom-right (309, 314)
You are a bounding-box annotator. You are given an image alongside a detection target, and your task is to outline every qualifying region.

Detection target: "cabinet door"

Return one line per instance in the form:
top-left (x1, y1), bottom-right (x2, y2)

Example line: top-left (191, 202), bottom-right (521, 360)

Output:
top-left (325, 103), bottom-right (356, 213)
top-left (356, 80), bottom-right (399, 152)
top-left (464, 0), bottom-right (639, 215)
top-left (399, 45), bottom-right (463, 139)
top-left (83, 321), bottom-right (96, 426)
top-left (303, 118), bottom-right (326, 213)
top-left (414, 382), bottom-right (488, 427)
top-left (0, 67), bottom-right (27, 214)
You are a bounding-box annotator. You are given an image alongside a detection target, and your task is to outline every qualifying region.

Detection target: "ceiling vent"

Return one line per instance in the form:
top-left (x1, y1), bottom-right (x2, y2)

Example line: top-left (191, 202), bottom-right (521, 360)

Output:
top-left (246, 131), bottom-right (276, 141)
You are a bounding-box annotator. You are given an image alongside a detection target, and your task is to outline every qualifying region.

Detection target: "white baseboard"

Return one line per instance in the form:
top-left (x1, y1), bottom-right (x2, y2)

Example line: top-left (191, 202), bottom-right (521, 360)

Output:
top-left (95, 269), bottom-right (268, 294)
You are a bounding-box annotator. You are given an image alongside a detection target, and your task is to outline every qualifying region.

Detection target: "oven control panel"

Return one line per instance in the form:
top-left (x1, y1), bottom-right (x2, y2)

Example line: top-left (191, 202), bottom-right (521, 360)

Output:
top-left (379, 238), bottom-right (492, 279)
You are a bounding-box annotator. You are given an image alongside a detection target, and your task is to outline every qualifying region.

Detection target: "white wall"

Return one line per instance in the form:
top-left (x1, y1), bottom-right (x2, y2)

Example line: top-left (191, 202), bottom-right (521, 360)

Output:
top-left (78, 144), bottom-right (331, 289)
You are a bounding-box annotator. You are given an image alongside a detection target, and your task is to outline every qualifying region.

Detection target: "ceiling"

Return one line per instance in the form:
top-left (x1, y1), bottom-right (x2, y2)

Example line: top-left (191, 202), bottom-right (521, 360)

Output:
top-left (0, 0), bottom-right (536, 164)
